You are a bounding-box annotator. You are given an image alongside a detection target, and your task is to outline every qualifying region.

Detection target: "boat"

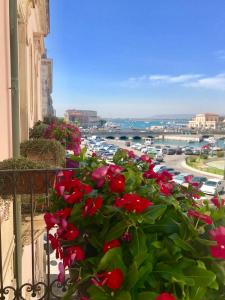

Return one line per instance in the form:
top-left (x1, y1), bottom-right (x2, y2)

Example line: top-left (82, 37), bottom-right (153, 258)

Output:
top-left (144, 137), bottom-right (154, 146)
top-left (203, 137), bottom-right (216, 144)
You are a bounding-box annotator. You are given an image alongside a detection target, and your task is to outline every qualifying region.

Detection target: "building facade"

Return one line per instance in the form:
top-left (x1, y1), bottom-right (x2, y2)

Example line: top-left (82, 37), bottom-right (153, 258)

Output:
top-left (18, 0), bottom-right (50, 141)
top-left (188, 113), bottom-right (220, 130)
top-left (0, 1), bottom-right (51, 297)
top-left (41, 54), bottom-right (54, 117)
top-left (0, 0), bottom-right (13, 162)
top-left (65, 109), bottom-right (100, 128)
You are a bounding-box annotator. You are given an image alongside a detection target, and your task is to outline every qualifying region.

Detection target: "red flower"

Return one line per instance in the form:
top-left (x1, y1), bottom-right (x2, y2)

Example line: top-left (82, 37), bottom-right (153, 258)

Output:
top-left (63, 246), bottom-right (85, 267)
top-left (44, 213), bottom-right (59, 230)
top-left (109, 174), bottom-right (125, 193)
top-left (103, 239), bottom-right (121, 253)
top-left (83, 197), bottom-right (103, 216)
top-left (188, 210), bottom-right (212, 225)
top-left (156, 292), bottom-right (176, 300)
top-left (64, 189), bottom-right (83, 204)
top-left (115, 193), bottom-right (153, 213)
top-left (184, 175), bottom-right (193, 184)
top-left (92, 268), bottom-right (124, 290)
top-left (209, 226), bottom-right (225, 260)
top-left (128, 150), bottom-right (136, 158)
top-left (60, 224), bottom-right (80, 241)
top-left (121, 231), bottom-right (132, 242)
top-left (55, 208), bottom-right (72, 219)
top-left (158, 170), bottom-right (173, 183)
top-left (159, 182), bottom-right (173, 196)
top-left (140, 154), bottom-right (152, 163)
top-left (211, 197), bottom-right (225, 208)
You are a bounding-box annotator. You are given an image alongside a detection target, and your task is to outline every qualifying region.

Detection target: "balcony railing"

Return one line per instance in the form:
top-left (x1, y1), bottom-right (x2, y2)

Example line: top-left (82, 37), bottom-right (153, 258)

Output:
top-left (0, 169), bottom-right (75, 300)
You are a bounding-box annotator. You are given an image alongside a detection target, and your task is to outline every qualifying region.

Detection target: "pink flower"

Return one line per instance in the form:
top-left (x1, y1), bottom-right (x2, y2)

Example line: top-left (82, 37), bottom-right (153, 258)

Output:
top-left (209, 226), bottom-right (225, 260)
top-left (44, 213), bottom-right (59, 230)
top-left (57, 262), bottom-right (65, 283)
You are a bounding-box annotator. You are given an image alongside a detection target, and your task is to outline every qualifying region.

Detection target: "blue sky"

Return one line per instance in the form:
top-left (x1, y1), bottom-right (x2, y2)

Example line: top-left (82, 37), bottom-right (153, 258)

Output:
top-left (46, 0), bottom-right (225, 118)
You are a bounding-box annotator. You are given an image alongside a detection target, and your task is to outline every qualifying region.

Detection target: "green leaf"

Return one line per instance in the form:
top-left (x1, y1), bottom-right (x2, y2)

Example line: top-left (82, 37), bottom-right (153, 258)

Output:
top-left (138, 292), bottom-right (158, 300)
top-left (98, 248), bottom-right (126, 272)
top-left (125, 261), bottom-right (139, 289)
top-left (115, 291), bottom-right (131, 300)
top-left (169, 233), bottom-right (195, 252)
top-left (142, 205), bottom-right (167, 224)
top-left (130, 228), bottom-right (147, 266)
top-left (189, 287), bottom-right (206, 300)
top-left (185, 267), bottom-right (216, 287)
top-left (87, 285), bottom-right (109, 300)
top-left (105, 220), bottom-right (127, 241)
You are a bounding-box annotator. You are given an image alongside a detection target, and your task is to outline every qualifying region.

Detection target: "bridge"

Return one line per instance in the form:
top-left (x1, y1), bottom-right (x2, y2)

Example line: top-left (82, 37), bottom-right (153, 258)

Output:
top-left (82, 130), bottom-right (207, 141)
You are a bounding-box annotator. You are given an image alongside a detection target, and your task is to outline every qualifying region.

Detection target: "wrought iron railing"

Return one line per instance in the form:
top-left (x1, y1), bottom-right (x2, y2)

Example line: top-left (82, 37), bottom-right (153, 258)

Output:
top-left (0, 169), bottom-right (75, 300)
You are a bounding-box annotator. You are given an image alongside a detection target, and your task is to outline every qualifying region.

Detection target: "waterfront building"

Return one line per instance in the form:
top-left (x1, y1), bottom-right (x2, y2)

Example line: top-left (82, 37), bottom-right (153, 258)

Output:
top-left (64, 109), bottom-right (101, 128)
top-left (41, 53), bottom-right (54, 117)
top-left (188, 113), bottom-right (220, 130)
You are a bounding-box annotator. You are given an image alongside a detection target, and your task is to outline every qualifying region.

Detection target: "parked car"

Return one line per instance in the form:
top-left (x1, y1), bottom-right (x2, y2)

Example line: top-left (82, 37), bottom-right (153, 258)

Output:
top-left (153, 165), bottom-right (167, 173)
top-left (191, 176), bottom-right (207, 188)
top-left (200, 179), bottom-right (224, 195)
top-left (185, 149), bottom-right (193, 155)
top-left (155, 154), bottom-right (164, 162)
top-left (165, 168), bottom-right (180, 176)
top-left (167, 148), bottom-right (176, 155)
top-left (193, 149), bottom-right (201, 155)
top-left (173, 173), bottom-right (193, 185)
top-left (175, 148), bottom-right (183, 155)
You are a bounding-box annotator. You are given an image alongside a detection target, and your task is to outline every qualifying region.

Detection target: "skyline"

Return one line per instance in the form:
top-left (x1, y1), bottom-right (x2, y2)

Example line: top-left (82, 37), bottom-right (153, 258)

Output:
top-left (46, 0), bottom-right (225, 118)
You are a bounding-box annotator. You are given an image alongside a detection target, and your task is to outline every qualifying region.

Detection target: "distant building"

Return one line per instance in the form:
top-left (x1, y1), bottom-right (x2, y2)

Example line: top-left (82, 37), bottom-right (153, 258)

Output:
top-left (41, 54), bottom-right (54, 117)
top-left (64, 109), bottom-right (100, 128)
top-left (188, 113), bottom-right (220, 130)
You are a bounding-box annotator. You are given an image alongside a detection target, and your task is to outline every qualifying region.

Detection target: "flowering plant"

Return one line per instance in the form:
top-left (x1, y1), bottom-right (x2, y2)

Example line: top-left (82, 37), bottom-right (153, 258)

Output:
top-left (44, 123), bottom-right (81, 155)
top-left (45, 148), bottom-right (225, 300)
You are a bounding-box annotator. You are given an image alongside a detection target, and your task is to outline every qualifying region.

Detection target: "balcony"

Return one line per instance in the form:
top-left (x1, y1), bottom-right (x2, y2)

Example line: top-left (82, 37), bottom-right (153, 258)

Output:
top-left (0, 169), bottom-right (75, 300)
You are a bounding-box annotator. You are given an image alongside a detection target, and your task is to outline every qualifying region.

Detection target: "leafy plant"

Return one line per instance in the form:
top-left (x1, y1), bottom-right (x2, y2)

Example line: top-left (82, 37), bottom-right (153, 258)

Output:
top-left (45, 150), bottom-right (225, 300)
top-left (20, 138), bottom-right (65, 167)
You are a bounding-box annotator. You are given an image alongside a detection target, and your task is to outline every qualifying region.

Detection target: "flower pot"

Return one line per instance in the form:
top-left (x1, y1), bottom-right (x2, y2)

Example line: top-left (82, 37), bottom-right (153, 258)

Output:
top-left (0, 170), bottom-right (56, 195)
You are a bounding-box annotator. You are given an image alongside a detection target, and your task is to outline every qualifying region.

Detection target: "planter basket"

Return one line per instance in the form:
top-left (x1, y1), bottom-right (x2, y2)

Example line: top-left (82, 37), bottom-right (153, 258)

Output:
top-left (0, 170), bottom-right (56, 195)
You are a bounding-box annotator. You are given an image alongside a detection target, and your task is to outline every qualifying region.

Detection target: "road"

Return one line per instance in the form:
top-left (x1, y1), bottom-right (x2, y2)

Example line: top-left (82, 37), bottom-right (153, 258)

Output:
top-left (163, 154), bottom-right (215, 178)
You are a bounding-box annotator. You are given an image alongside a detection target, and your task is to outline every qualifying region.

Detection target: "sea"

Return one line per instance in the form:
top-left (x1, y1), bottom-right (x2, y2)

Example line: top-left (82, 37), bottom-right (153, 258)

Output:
top-left (108, 119), bottom-right (225, 149)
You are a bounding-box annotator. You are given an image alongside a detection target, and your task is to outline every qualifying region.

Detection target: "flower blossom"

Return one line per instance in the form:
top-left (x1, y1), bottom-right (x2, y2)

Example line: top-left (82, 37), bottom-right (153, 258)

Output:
top-left (209, 226), bottom-right (225, 260)
top-left (83, 197), bottom-right (103, 216)
top-left (109, 174), bottom-right (125, 193)
top-left (103, 239), bottom-right (121, 253)
top-left (63, 246), bottom-right (85, 267)
top-left (211, 197), bottom-right (225, 208)
top-left (156, 292), bottom-right (176, 300)
top-left (115, 193), bottom-right (153, 213)
top-left (92, 268), bottom-right (124, 290)
top-left (187, 209), bottom-right (212, 225)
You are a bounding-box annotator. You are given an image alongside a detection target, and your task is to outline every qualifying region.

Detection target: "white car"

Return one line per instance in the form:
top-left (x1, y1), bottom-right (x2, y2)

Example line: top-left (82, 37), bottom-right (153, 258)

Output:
top-left (200, 179), bottom-right (224, 195)
top-left (173, 173), bottom-right (193, 185)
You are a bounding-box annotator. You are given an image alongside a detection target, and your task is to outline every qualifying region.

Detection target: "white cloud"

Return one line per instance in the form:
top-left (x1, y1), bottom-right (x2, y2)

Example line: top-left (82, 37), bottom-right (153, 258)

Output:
top-left (184, 73), bottom-right (225, 91)
top-left (124, 73), bottom-right (225, 91)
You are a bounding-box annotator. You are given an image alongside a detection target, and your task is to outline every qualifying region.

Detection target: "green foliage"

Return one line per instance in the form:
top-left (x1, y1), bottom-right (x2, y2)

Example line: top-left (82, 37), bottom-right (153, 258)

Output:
top-left (20, 138), bottom-right (65, 167)
top-left (50, 148), bottom-right (225, 300)
top-left (0, 157), bottom-right (51, 169)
